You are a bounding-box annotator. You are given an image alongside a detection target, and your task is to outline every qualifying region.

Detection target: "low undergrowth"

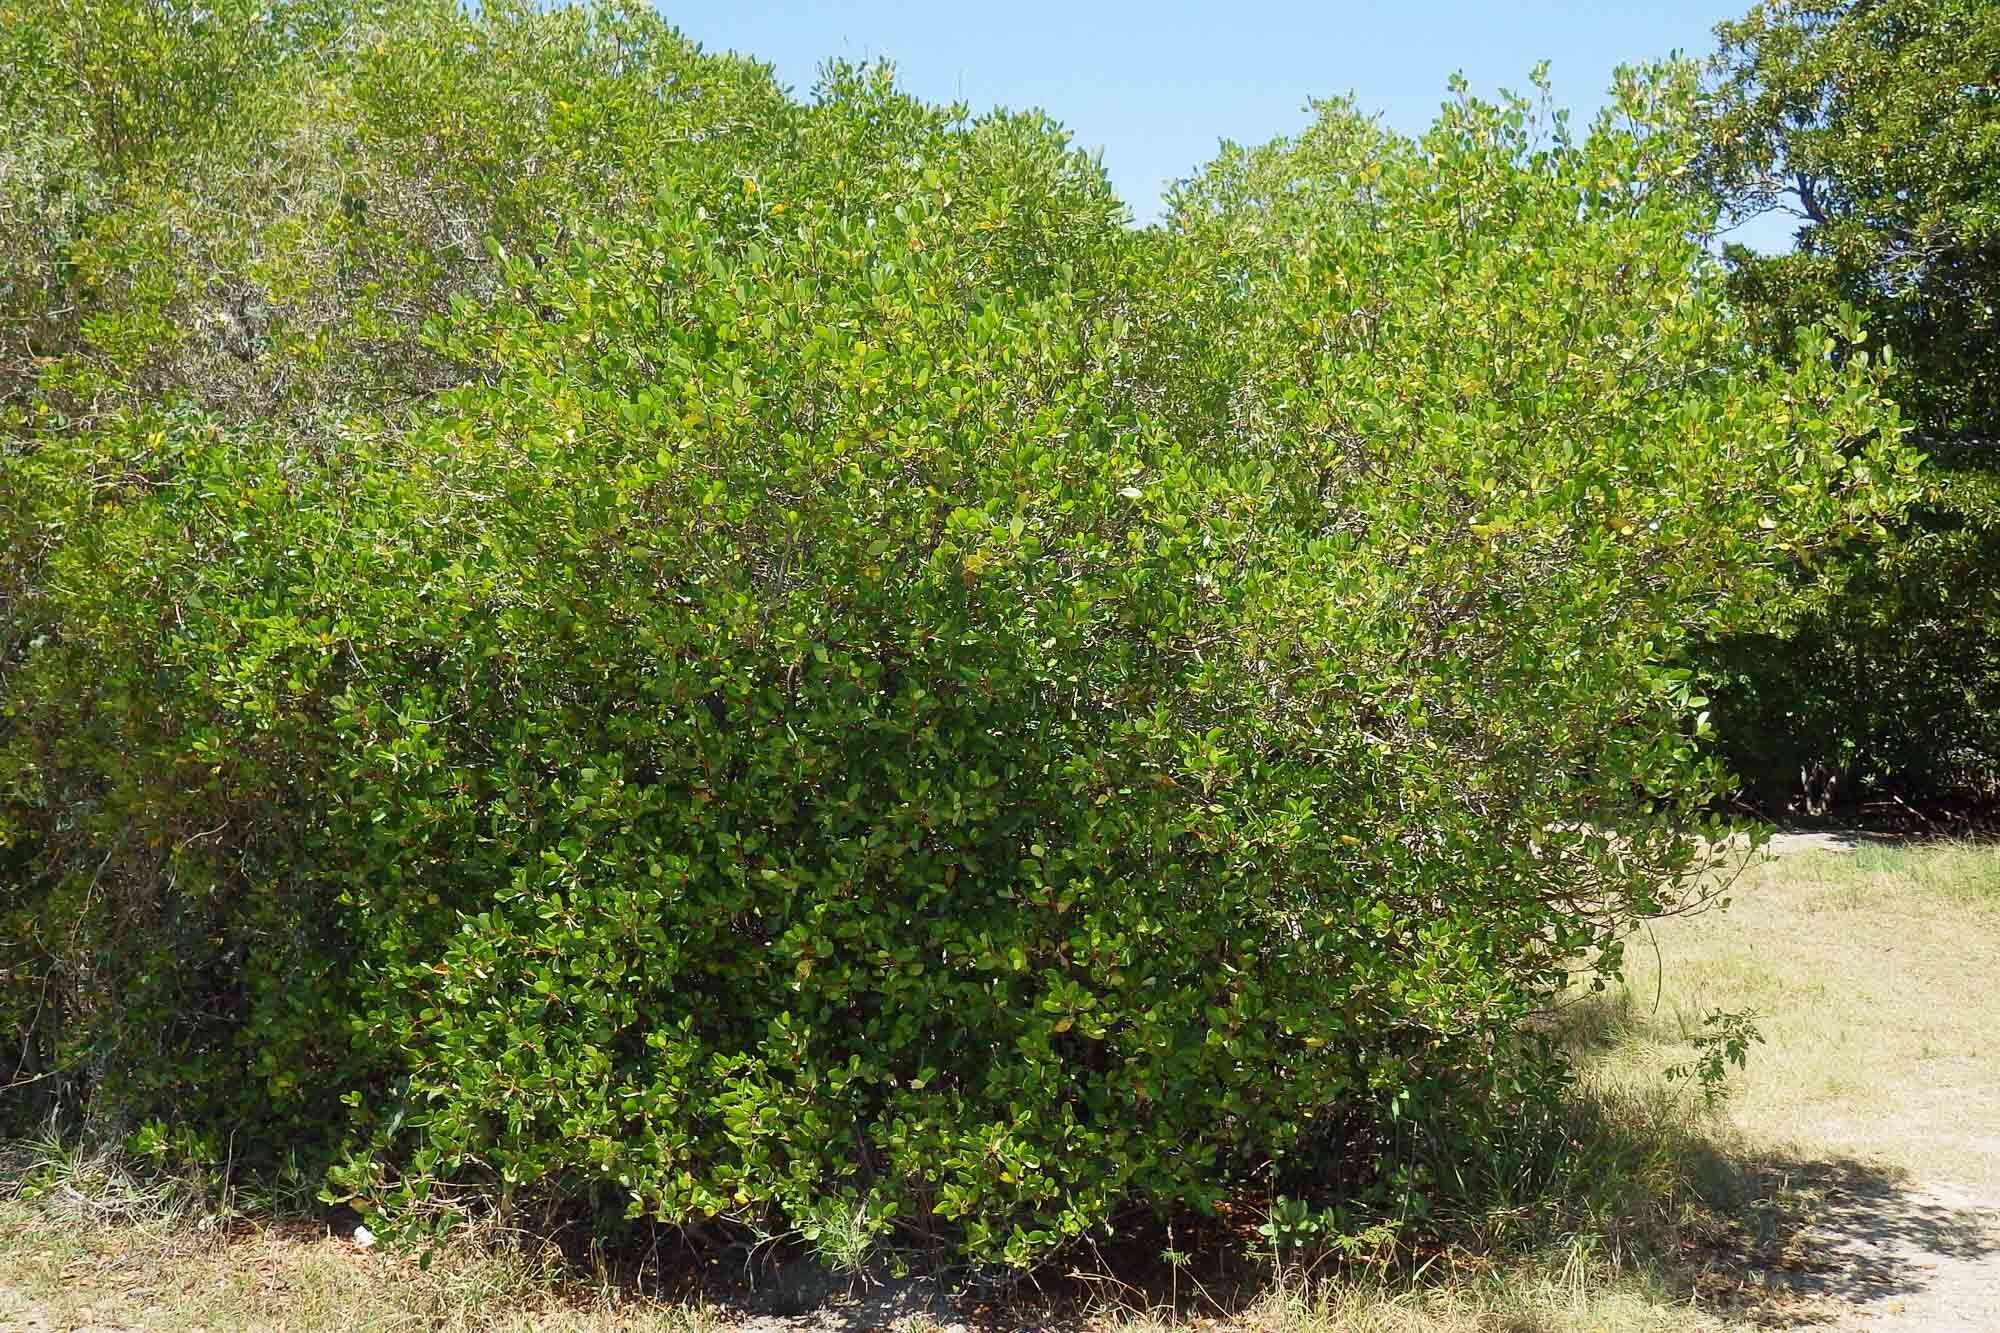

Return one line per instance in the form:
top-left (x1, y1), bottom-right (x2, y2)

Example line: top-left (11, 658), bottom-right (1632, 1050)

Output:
top-left (28, 840), bottom-right (1990, 1328)
top-left (0, 1071), bottom-right (1768, 1332)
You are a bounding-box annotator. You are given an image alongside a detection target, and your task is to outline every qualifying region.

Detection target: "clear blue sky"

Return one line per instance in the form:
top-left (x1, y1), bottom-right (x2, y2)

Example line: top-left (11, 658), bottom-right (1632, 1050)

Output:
top-left (665, 1), bottom-right (1792, 248)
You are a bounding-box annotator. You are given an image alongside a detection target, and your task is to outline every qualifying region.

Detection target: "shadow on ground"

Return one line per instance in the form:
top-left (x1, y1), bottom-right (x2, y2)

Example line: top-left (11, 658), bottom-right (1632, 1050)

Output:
top-left (1650, 1148), bottom-right (1998, 1329)
top-left (655, 1143), bottom-right (1999, 1333)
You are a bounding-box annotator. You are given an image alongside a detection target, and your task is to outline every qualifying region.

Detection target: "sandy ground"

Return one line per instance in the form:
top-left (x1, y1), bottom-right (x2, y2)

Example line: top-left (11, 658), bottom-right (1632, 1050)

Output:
top-left (1781, 1176), bottom-right (2000, 1332)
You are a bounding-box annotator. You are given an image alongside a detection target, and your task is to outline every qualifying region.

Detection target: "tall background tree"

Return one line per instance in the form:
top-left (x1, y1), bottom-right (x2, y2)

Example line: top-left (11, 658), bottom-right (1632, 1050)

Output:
top-left (1697, 0), bottom-right (2000, 810)
top-left (1704, 0), bottom-right (2000, 439)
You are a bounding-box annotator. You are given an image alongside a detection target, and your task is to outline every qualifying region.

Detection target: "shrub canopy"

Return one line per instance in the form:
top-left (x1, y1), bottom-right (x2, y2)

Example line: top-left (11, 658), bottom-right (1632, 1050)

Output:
top-left (3, 0), bottom-right (1912, 1266)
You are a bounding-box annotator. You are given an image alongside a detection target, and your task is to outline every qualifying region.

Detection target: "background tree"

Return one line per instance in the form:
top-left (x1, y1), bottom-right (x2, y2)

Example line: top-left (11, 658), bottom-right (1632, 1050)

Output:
top-left (1697, 0), bottom-right (2000, 809)
top-left (1704, 0), bottom-right (2000, 439)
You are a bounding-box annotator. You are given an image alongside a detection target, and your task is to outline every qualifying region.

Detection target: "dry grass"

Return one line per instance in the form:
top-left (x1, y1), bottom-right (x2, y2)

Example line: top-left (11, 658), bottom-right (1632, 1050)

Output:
top-left (0, 1196), bottom-right (720, 1332)
top-left (0, 1199), bottom-right (1734, 1333)
top-left (3, 839), bottom-right (1994, 1333)
top-left (1106, 1268), bottom-right (1727, 1333)
top-left (1580, 839), bottom-right (2000, 1192)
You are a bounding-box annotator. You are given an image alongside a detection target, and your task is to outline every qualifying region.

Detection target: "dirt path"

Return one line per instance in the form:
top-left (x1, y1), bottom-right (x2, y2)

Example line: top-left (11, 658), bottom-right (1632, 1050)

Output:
top-left (1725, 835), bottom-right (2000, 1330)
top-left (1763, 829), bottom-right (1871, 856)
top-left (1779, 1177), bottom-right (2000, 1331)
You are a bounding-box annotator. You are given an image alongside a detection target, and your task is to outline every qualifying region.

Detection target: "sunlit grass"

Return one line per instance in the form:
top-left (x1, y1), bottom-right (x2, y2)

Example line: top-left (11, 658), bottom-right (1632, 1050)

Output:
top-left (0, 1196), bottom-right (721, 1333)
top-left (1585, 840), bottom-right (2000, 1189)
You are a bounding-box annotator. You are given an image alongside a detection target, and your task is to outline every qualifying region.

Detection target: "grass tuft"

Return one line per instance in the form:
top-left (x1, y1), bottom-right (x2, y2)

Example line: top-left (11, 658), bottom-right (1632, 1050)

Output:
top-left (0, 1127), bottom-right (206, 1229)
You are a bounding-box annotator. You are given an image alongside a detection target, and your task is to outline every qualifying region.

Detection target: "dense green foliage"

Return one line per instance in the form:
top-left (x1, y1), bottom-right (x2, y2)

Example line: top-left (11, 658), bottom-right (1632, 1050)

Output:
top-left (1701, 444), bottom-right (2000, 808)
top-left (1696, 0), bottom-right (2000, 807)
top-left (3, 0), bottom-right (1912, 1267)
top-left (1704, 0), bottom-right (2000, 440)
